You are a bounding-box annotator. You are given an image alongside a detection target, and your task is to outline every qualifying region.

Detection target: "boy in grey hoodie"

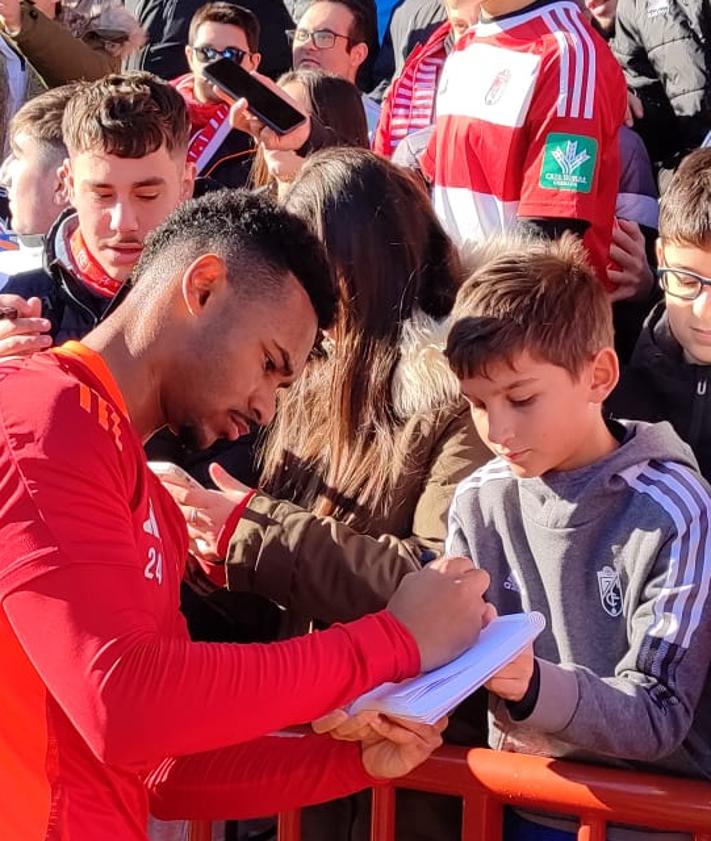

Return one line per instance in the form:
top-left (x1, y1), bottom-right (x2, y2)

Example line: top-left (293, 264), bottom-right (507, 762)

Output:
top-left (443, 235), bottom-right (711, 839)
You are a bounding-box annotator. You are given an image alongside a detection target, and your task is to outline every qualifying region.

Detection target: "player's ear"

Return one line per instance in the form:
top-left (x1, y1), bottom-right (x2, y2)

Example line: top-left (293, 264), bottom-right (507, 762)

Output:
top-left (181, 253), bottom-right (228, 315)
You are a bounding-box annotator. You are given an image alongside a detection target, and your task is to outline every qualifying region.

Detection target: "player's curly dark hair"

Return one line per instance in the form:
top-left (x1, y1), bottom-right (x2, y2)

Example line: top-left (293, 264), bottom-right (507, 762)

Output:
top-left (133, 188), bottom-right (337, 330)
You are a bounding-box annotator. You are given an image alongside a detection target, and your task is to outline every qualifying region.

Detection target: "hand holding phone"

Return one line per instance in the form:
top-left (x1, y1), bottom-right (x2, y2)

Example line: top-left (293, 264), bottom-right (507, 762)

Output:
top-left (203, 63), bottom-right (313, 153)
top-left (203, 59), bottom-right (307, 136)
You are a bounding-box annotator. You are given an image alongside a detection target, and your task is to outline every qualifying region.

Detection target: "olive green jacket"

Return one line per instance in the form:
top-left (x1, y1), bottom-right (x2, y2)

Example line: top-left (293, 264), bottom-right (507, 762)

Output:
top-left (224, 318), bottom-right (491, 629)
top-left (6, 1), bottom-right (145, 88)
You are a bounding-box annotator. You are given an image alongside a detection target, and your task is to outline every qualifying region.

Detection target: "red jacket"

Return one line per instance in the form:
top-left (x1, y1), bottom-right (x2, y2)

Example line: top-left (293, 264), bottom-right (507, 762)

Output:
top-left (373, 21), bottom-right (450, 158)
top-left (0, 342), bottom-right (420, 840)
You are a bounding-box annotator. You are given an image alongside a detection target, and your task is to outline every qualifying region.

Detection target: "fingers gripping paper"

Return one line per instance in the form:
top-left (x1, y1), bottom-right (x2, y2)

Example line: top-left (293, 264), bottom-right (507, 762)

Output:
top-left (349, 612), bottom-right (546, 724)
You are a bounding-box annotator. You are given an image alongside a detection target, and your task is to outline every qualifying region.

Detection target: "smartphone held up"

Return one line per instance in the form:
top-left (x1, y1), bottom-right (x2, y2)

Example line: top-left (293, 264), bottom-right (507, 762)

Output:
top-left (203, 58), bottom-right (307, 135)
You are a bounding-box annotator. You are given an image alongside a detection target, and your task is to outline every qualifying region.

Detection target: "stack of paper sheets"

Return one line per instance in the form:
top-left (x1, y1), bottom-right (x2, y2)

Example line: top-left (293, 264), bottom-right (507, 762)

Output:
top-left (349, 612), bottom-right (546, 724)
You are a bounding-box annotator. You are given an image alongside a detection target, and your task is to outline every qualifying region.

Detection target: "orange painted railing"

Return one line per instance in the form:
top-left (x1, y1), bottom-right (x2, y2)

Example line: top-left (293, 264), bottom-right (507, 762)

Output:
top-left (272, 746), bottom-right (711, 841)
top-left (188, 820), bottom-right (212, 841)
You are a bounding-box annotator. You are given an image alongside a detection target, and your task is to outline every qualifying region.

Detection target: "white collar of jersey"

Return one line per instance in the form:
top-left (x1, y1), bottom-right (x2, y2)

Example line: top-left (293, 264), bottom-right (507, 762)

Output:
top-left (475, 0), bottom-right (581, 35)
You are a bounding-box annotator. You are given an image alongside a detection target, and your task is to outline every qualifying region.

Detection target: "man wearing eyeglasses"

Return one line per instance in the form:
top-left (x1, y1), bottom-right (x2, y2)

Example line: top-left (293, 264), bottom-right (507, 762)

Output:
top-left (173, 2), bottom-right (262, 188)
top-left (288, 0), bottom-right (381, 139)
top-left (608, 147), bottom-right (711, 483)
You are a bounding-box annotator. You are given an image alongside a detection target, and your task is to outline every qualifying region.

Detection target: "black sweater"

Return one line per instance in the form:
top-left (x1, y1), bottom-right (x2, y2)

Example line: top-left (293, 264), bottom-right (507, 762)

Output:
top-left (607, 301), bottom-right (711, 481)
top-left (613, 0), bottom-right (711, 168)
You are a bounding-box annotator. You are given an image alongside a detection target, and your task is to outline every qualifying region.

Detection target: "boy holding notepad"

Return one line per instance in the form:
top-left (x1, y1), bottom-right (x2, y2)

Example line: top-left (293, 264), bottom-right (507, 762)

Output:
top-left (443, 235), bottom-right (711, 838)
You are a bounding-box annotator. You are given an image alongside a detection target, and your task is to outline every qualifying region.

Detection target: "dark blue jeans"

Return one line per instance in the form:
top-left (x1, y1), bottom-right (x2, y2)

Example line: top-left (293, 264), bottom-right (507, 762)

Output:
top-left (504, 809), bottom-right (577, 840)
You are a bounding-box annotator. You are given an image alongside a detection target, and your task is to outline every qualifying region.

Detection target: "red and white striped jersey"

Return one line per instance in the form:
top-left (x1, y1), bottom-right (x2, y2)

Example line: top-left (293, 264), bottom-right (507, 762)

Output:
top-left (372, 21), bottom-right (449, 158)
top-left (422, 0), bottom-right (627, 287)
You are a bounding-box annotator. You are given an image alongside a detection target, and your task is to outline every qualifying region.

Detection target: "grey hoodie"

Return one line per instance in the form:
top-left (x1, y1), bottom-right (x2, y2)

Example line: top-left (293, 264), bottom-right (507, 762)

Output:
top-left (446, 420), bottom-right (711, 781)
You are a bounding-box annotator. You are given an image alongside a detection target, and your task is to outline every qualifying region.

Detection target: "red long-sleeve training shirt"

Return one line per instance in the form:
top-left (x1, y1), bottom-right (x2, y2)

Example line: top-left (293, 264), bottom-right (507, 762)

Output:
top-left (0, 342), bottom-right (420, 840)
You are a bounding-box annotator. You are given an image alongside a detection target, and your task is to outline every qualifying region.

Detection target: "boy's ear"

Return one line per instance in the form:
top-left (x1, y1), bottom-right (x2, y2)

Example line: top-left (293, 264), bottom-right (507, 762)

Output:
top-left (54, 159), bottom-right (70, 207)
top-left (181, 161), bottom-right (197, 201)
top-left (59, 158), bottom-right (74, 204)
top-left (655, 237), bottom-right (664, 267)
top-left (588, 346), bottom-right (619, 404)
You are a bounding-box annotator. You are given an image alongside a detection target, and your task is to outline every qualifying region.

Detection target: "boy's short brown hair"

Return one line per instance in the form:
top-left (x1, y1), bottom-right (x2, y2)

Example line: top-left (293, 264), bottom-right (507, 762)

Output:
top-left (658, 148), bottom-right (711, 248)
top-left (10, 83), bottom-right (80, 156)
top-left (62, 73), bottom-right (191, 160)
top-left (189, 2), bottom-right (260, 52)
top-left (446, 234), bottom-right (613, 380)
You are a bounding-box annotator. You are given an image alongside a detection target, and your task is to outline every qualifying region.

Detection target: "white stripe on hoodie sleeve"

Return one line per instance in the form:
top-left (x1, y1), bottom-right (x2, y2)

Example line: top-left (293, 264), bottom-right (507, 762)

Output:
top-left (511, 458), bottom-right (711, 762)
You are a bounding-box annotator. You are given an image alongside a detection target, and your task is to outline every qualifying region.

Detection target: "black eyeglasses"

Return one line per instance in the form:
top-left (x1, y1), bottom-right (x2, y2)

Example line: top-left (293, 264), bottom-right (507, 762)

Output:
top-left (657, 266), bottom-right (711, 301)
top-left (192, 45), bottom-right (248, 64)
top-left (285, 28), bottom-right (352, 49)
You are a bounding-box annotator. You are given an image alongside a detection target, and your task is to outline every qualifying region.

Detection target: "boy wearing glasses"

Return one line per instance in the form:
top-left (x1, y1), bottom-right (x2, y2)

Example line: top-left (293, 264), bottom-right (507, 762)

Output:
top-left (609, 148), bottom-right (711, 482)
top-left (173, 2), bottom-right (262, 187)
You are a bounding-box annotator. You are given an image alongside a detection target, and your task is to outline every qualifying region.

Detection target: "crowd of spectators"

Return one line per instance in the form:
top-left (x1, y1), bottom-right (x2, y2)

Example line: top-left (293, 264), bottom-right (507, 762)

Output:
top-left (0, 1), bottom-right (711, 841)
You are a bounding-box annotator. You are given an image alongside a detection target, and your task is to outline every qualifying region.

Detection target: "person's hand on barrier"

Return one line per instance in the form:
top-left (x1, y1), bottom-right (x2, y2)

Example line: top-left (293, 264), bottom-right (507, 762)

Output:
top-left (607, 218), bottom-right (655, 303)
top-left (224, 74), bottom-right (311, 152)
top-left (483, 605), bottom-right (535, 701)
top-left (387, 559), bottom-right (490, 672)
top-left (159, 463), bottom-right (251, 565)
top-left (0, 294), bottom-right (53, 358)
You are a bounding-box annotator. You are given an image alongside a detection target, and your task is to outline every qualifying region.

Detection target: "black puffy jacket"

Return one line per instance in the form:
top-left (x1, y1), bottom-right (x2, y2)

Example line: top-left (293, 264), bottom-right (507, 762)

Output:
top-left (2, 210), bottom-right (118, 344)
top-left (0, 179), bottom-right (224, 341)
top-left (612, 0), bottom-right (711, 167)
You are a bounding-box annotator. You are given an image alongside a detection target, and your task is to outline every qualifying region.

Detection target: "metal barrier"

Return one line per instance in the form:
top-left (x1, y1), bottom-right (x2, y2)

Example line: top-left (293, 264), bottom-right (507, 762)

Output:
top-left (274, 746), bottom-right (711, 841)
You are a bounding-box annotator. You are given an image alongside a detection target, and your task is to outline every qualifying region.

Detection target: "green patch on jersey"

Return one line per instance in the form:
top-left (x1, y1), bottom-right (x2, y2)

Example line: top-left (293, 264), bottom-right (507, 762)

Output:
top-left (539, 133), bottom-right (598, 193)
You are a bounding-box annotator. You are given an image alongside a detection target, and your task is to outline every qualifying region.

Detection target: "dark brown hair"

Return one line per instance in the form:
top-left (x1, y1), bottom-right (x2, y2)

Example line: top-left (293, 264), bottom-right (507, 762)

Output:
top-left (262, 147), bottom-right (461, 521)
top-left (659, 148), bottom-right (711, 247)
top-left (10, 83), bottom-right (79, 156)
top-left (446, 234), bottom-right (613, 381)
top-left (250, 69), bottom-right (368, 189)
top-left (188, 2), bottom-right (260, 52)
top-left (62, 73), bottom-right (191, 159)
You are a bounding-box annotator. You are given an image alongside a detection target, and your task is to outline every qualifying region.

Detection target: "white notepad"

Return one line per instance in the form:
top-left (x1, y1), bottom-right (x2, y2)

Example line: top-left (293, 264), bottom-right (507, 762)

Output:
top-left (349, 612), bottom-right (546, 725)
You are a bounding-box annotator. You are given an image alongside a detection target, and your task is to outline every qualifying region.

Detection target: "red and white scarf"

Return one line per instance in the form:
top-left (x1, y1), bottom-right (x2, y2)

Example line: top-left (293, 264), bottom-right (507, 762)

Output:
top-left (372, 22), bottom-right (451, 159)
top-left (173, 73), bottom-right (233, 173)
top-left (69, 227), bottom-right (122, 299)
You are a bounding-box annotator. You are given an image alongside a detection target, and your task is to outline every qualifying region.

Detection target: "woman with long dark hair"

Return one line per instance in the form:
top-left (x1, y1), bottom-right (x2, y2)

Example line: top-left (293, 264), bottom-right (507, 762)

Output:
top-left (173, 148), bottom-right (489, 630)
top-left (164, 148), bottom-right (490, 840)
top-left (250, 69), bottom-right (369, 199)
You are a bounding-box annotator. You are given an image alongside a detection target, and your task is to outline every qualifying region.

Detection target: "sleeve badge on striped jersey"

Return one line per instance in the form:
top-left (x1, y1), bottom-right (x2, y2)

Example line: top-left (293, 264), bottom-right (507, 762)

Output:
top-left (539, 133), bottom-right (598, 193)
